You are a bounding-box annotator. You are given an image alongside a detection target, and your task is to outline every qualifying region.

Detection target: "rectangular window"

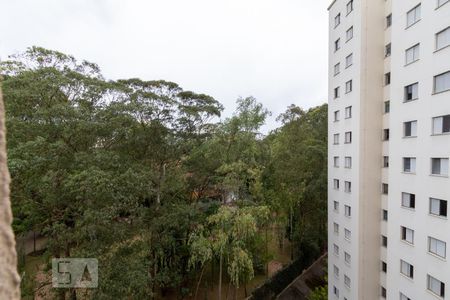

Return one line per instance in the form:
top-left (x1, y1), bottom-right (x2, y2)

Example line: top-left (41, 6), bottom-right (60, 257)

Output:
top-left (404, 83), bottom-right (419, 102)
top-left (432, 158), bottom-right (449, 176)
top-left (333, 201), bottom-right (339, 212)
top-left (344, 228), bottom-right (351, 241)
top-left (344, 275), bottom-right (351, 288)
top-left (386, 14), bottom-right (392, 28)
top-left (334, 63), bottom-right (340, 76)
top-left (432, 115), bottom-right (450, 134)
top-left (345, 131), bottom-right (352, 143)
top-left (344, 252), bottom-right (351, 264)
top-left (436, 27), bottom-right (450, 50)
top-left (403, 157), bottom-right (416, 173)
top-left (427, 275), bottom-right (445, 298)
top-left (333, 244), bottom-right (339, 256)
top-left (401, 226), bottom-right (414, 244)
top-left (345, 106), bottom-right (352, 119)
top-left (438, 0), bottom-right (450, 8)
top-left (333, 286), bottom-right (339, 297)
top-left (335, 13), bottom-right (341, 28)
top-left (400, 293), bottom-right (411, 300)
top-left (346, 53), bottom-right (353, 68)
top-left (402, 192), bottom-right (416, 209)
top-left (400, 260), bottom-right (414, 278)
top-left (430, 198), bottom-right (447, 217)
top-left (334, 265), bottom-right (339, 278)
top-left (405, 44), bottom-right (420, 65)
top-left (434, 71), bottom-right (450, 94)
top-left (346, 0), bottom-right (353, 14)
top-left (381, 287), bottom-right (386, 299)
top-left (333, 222), bottom-right (339, 234)
top-left (404, 121), bottom-right (417, 137)
top-left (333, 179), bottom-right (340, 190)
top-left (383, 129), bottom-right (390, 141)
top-left (334, 110), bottom-right (340, 122)
top-left (344, 181), bottom-right (351, 193)
top-left (429, 237), bottom-right (446, 258)
top-left (382, 235), bottom-right (388, 247)
top-left (385, 72), bottom-right (391, 85)
top-left (334, 87), bottom-right (340, 99)
top-left (345, 157), bottom-right (352, 168)
top-left (346, 26), bottom-right (354, 42)
top-left (385, 43), bottom-right (391, 57)
top-left (333, 133), bottom-right (340, 145)
top-left (335, 38), bottom-right (341, 51)
top-left (383, 156), bottom-right (389, 168)
top-left (382, 209), bottom-right (388, 221)
top-left (406, 4), bottom-right (421, 27)
top-left (382, 261), bottom-right (387, 273)
top-left (382, 183), bottom-right (389, 195)
top-left (384, 101), bottom-right (390, 113)
top-left (345, 205), bottom-right (351, 217)
top-left (333, 156), bottom-right (339, 167)
top-left (345, 80), bottom-right (353, 93)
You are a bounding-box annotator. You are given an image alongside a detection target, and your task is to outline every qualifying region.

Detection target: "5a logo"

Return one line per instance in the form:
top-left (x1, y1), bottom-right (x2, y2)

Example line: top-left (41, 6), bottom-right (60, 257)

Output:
top-left (52, 258), bottom-right (98, 288)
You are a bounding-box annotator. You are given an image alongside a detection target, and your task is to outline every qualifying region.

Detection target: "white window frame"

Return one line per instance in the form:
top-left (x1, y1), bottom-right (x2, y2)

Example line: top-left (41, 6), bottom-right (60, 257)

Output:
top-left (344, 228), bottom-right (351, 241)
top-left (334, 13), bottom-right (341, 28)
top-left (400, 260), bottom-right (414, 278)
top-left (430, 197), bottom-right (447, 218)
top-left (401, 226), bottom-right (414, 244)
top-left (345, 80), bottom-right (353, 93)
top-left (431, 158), bottom-right (449, 176)
top-left (429, 237), bottom-right (446, 258)
top-left (345, 106), bottom-right (352, 119)
top-left (345, 156), bottom-right (352, 169)
top-left (404, 83), bottom-right (419, 102)
top-left (403, 157), bottom-right (416, 173)
top-left (345, 131), bottom-right (352, 143)
top-left (345, 205), bottom-right (351, 217)
top-left (427, 275), bottom-right (445, 298)
top-left (346, 26), bottom-right (353, 42)
top-left (345, 53), bottom-right (353, 68)
top-left (434, 71), bottom-right (450, 94)
top-left (334, 156), bottom-right (339, 167)
top-left (402, 192), bottom-right (416, 209)
top-left (334, 63), bottom-right (340, 76)
top-left (333, 133), bottom-right (340, 145)
top-left (405, 44), bottom-right (420, 65)
top-left (406, 4), bottom-right (421, 28)
top-left (436, 26), bottom-right (450, 50)
top-left (437, 0), bottom-right (450, 9)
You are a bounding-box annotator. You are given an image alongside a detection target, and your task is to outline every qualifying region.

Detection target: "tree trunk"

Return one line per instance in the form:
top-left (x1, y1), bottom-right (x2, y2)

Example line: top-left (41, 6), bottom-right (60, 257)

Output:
top-left (0, 86), bottom-right (21, 300)
top-left (265, 226), bottom-right (268, 278)
top-left (218, 253), bottom-right (223, 300)
top-left (290, 206), bottom-right (294, 261)
top-left (194, 264), bottom-right (206, 300)
top-left (156, 163), bottom-right (166, 207)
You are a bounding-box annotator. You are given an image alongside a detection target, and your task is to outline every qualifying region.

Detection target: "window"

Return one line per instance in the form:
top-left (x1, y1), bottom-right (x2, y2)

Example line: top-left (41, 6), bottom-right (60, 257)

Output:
top-left (335, 38), bottom-right (341, 51)
top-left (386, 14), bottom-right (392, 28)
top-left (333, 244), bottom-right (339, 256)
top-left (383, 156), bottom-right (389, 168)
top-left (344, 252), bottom-right (351, 264)
top-left (404, 121), bottom-right (417, 137)
top-left (385, 72), bottom-right (391, 85)
top-left (400, 260), bottom-right (414, 278)
top-left (400, 293), bottom-right (411, 300)
top-left (335, 13), bottom-right (341, 28)
top-left (429, 237), bottom-right (446, 258)
top-left (434, 71), bottom-right (450, 94)
top-left (334, 156), bottom-right (339, 167)
top-left (438, 0), bottom-right (450, 9)
top-left (346, 53), bottom-right (353, 68)
top-left (334, 265), bottom-right (340, 278)
top-left (382, 183), bottom-right (389, 195)
top-left (384, 101), bottom-right (390, 113)
top-left (383, 129), bottom-right (390, 141)
top-left (405, 44), bottom-right (420, 65)
top-left (430, 198), bottom-right (447, 217)
top-left (431, 158), bottom-right (449, 176)
top-left (333, 201), bottom-right (339, 212)
top-left (333, 133), bottom-right (340, 144)
top-left (401, 226), bottom-right (414, 244)
top-left (432, 115), bottom-right (450, 134)
top-left (381, 261), bottom-right (387, 273)
top-left (333, 179), bottom-right (340, 190)
top-left (382, 235), bottom-right (388, 247)
top-left (345, 157), bottom-right (352, 168)
top-left (333, 286), bottom-right (339, 297)
top-left (402, 192), bottom-right (416, 209)
top-left (381, 286), bottom-right (387, 298)
top-left (436, 27), bottom-right (450, 50)
top-left (406, 4), bottom-right (421, 27)
top-left (334, 87), bottom-right (340, 99)
top-left (333, 222), bottom-right (339, 234)
top-left (345, 131), bottom-right (352, 143)
top-left (344, 228), bottom-right (351, 241)
top-left (344, 275), bottom-right (351, 288)
top-left (346, 26), bottom-right (353, 42)
top-left (346, 0), bottom-right (353, 14)
top-left (334, 110), bottom-right (340, 122)
top-left (345, 106), bottom-right (352, 118)
top-left (385, 43), bottom-right (391, 57)
top-left (334, 63), bottom-right (340, 76)
top-left (427, 275), bottom-right (445, 298)
top-left (403, 157), bottom-right (416, 173)
top-left (345, 205), bottom-right (351, 217)
top-left (345, 80), bottom-right (353, 93)
top-left (382, 209), bottom-right (388, 221)
top-left (404, 83), bottom-right (419, 102)
top-left (344, 181), bottom-right (351, 193)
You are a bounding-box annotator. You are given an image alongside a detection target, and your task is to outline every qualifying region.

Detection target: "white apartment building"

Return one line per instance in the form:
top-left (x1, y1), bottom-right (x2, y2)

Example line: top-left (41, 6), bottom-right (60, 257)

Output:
top-left (328, 0), bottom-right (450, 299)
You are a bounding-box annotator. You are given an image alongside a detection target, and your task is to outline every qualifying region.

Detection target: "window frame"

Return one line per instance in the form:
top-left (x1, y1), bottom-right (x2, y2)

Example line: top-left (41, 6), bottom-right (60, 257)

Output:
top-left (406, 4), bottom-right (421, 28)
top-left (433, 70), bottom-right (450, 94)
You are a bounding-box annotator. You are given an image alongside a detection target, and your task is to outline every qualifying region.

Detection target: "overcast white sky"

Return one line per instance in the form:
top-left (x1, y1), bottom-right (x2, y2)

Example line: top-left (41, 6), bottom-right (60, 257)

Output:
top-left (0, 0), bottom-right (329, 131)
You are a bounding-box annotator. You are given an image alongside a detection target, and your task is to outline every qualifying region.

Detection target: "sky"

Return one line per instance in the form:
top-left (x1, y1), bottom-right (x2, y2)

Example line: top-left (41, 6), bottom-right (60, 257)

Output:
top-left (0, 0), bottom-right (329, 131)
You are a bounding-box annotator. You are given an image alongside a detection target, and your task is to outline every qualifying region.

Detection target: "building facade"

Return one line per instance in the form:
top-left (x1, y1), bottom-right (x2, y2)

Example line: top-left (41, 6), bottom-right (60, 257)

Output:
top-left (328, 0), bottom-right (450, 299)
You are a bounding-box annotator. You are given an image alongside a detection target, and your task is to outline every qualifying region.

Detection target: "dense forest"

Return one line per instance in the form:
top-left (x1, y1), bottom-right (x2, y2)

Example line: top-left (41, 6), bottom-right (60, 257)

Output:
top-left (1, 47), bottom-right (327, 299)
